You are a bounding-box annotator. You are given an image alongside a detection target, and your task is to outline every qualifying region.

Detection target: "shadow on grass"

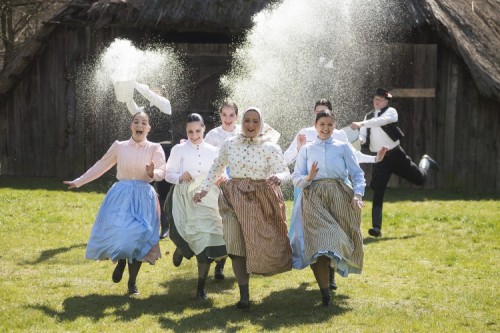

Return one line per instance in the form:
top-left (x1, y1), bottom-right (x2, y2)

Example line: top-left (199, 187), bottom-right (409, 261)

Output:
top-left (29, 277), bottom-right (349, 331)
top-left (22, 243), bottom-right (87, 265)
top-left (363, 234), bottom-right (418, 245)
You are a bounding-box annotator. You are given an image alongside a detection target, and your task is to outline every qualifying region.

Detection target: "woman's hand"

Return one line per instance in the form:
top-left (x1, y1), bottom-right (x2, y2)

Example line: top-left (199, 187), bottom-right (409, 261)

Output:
top-left (193, 190), bottom-right (208, 203)
top-left (351, 194), bottom-right (365, 209)
top-left (179, 171), bottom-right (193, 183)
top-left (297, 134), bottom-right (307, 151)
top-left (375, 146), bottom-right (389, 162)
top-left (266, 175), bottom-right (281, 186)
top-left (146, 161), bottom-right (155, 178)
top-left (215, 175), bottom-right (228, 186)
top-left (305, 161), bottom-right (319, 181)
top-left (63, 181), bottom-right (76, 190)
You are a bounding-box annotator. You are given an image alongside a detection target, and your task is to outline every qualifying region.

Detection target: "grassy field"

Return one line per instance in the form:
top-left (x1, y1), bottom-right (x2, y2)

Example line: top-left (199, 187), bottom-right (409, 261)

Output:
top-left (0, 176), bottom-right (498, 332)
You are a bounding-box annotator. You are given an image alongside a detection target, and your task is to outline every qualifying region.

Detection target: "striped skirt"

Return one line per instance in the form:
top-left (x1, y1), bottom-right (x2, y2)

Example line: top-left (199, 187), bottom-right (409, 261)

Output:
top-left (290, 179), bottom-right (363, 276)
top-left (86, 180), bottom-right (161, 264)
top-left (219, 178), bottom-right (292, 275)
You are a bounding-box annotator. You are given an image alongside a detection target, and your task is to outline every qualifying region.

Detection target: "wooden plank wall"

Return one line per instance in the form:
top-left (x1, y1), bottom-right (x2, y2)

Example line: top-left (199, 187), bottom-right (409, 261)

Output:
top-left (0, 28), bottom-right (498, 193)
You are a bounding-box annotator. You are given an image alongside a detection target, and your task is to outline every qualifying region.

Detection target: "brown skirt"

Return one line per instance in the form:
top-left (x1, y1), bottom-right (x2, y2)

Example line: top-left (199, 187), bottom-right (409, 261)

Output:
top-left (219, 178), bottom-right (292, 275)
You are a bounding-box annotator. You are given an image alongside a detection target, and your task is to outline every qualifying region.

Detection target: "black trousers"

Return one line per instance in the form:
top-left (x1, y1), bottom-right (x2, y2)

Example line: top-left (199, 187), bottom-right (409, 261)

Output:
top-left (370, 145), bottom-right (426, 229)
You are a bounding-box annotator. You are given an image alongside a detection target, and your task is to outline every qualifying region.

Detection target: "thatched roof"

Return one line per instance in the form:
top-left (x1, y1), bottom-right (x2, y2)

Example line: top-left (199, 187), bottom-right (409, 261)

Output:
top-left (415, 0), bottom-right (500, 101)
top-left (87, 0), bottom-right (275, 33)
top-left (0, 0), bottom-right (499, 102)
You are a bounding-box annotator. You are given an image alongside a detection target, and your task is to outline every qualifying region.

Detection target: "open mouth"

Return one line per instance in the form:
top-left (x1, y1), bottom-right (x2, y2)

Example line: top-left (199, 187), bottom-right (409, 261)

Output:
top-left (135, 130), bottom-right (144, 135)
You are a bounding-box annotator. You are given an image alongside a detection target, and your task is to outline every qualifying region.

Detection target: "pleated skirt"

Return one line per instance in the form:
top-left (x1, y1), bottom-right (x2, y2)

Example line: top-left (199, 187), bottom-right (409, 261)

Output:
top-left (219, 178), bottom-right (292, 275)
top-left (289, 179), bottom-right (363, 276)
top-left (85, 180), bottom-right (161, 264)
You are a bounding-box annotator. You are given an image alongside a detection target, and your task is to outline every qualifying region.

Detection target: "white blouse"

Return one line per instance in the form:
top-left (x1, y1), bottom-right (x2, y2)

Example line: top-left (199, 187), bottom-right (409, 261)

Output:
top-left (204, 126), bottom-right (239, 148)
top-left (165, 140), bottom-right (220, 185)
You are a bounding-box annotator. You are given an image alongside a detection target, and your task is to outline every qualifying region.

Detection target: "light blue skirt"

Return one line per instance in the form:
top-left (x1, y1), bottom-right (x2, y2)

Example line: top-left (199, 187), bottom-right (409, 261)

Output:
top-left (85, 180), bottom-right (160, 262)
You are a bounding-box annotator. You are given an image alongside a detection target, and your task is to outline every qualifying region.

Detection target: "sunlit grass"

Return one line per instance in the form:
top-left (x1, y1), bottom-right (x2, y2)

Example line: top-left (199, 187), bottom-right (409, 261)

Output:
top-left (0, 177), bottom-right (498, 332)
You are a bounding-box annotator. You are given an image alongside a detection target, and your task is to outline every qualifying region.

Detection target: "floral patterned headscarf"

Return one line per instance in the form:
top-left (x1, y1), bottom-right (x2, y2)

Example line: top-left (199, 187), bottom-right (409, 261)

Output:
top-left (236, 107), bottom-right (280, 145)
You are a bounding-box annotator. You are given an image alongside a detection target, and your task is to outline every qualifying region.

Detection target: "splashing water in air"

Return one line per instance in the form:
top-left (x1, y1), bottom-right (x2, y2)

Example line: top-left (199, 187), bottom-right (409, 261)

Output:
top-left (221, 0), bottom-right (408, 145)
top-left (76, 38), bottom-right (191, 143)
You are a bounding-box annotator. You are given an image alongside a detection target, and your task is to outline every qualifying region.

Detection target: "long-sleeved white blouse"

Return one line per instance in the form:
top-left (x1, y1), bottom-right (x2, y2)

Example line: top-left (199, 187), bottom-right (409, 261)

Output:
top-left (165, 140), bottom-right (220, 185)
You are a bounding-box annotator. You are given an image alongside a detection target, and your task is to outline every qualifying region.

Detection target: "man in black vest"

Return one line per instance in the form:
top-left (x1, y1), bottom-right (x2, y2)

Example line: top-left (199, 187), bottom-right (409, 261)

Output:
top-left (350, 88), bottom-right (439, 237)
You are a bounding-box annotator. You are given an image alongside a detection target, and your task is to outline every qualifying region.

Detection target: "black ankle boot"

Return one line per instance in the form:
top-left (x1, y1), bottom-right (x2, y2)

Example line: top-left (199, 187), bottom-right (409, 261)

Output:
top-left (196, 277), bottom-right (208, 300)
top-left (214, 259), bottom-right (226, 281)
top-left (328, 267), bottom-right (337, 291)
top-left (112, 259), bottom-right (127, 283)
top-left (236, 284), bottom-right (250, 311)
top-left (320, 287), bottom-right (332, 307)
top-left (127, 260), bottom-right (142, 295)
top-left (128, 281), bottom-right (139, 295)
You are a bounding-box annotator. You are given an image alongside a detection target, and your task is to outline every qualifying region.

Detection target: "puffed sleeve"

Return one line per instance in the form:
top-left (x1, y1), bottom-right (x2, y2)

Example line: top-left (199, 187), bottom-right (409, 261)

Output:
top-left (292, 146), bottom-right (312, 189)
top-left (73, 141), bottom-right (119, 188)
top-left (200, 140), bottom-right (229, 191)
top-left (151, 143), bottom-right (166, 182)
top-left (165, 144), bottom-right (183, 185)
top-left (267, 143), bottom-right (290, 180)
top-left (342, 144), bottom-right (366, 196)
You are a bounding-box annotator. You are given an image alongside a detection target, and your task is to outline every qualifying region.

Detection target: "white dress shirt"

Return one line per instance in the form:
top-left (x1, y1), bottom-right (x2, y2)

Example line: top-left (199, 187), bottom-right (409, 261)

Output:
top-left (359, 107), bottom-right (400, 152)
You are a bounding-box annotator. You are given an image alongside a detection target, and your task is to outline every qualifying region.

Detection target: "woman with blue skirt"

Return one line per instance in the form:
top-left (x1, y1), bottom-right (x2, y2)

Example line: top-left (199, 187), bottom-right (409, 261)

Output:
top-left (291, 109), bottom-right (366, 307)
top-left (64, 111), bottom-right (166, 295)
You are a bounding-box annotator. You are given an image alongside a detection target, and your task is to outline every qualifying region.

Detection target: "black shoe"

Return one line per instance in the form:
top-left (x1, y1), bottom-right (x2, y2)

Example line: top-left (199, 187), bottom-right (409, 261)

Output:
top-left (322, 297), bottom-right (333, 307)
top-left (214, 260), bottom-right (225, 281)
top-left (422, 154), bottom-right (440, 171)
top-left (128, 282), bottom-right (139, 295)
top-left (368, 227), bottom-right (382, 237)
top-left (236, 300), bottom-right (250, 311)
top-left (159, 226), bottom-right (169, 239)
top-left (329, 279), bottom-right (337, 291)
top-left (172, 248), bottom-right (183, 267)
top-left (196, 289), bottom-right (208, 300)
top-left (112, 259), bottom-right (126, 283)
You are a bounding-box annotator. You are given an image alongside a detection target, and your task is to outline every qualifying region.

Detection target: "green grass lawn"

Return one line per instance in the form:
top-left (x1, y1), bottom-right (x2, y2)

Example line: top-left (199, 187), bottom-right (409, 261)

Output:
top-left (0, 176), bottom-right (498, 332)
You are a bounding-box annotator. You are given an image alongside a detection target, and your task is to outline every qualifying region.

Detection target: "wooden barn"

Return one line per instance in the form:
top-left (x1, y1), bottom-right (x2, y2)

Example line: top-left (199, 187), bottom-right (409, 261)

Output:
top-left (0, 0), bottom-right (498, 193)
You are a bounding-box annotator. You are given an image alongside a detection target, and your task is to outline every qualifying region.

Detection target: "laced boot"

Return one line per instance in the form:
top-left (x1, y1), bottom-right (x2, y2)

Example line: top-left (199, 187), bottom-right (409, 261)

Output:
top-left (112, 259), bottom-right (126, 283)
top-left (236, 284), bottom-right (250, 311)
top-left (214, 259), bottom-right (226, 281)
top-left (320, 287), bottom-right (332, 307)
top-left (195, 277), bottom-right (208, 300)
top-left (328, 267), bottom-right (337, 291)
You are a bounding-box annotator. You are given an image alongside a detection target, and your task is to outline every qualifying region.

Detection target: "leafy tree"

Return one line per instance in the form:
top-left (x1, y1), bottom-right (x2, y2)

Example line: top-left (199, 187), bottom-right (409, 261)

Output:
top-left (0, 0), bottom-right (66, 70)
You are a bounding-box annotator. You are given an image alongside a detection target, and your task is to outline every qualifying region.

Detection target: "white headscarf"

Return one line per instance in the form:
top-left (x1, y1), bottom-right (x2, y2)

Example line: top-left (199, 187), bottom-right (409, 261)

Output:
top-left (236, 107), bottom-right (280, 145)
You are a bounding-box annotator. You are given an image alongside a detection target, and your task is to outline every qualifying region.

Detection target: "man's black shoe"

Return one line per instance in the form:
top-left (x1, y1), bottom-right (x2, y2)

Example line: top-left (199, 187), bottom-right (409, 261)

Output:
top-left (368, 227), bottom-right (382, 237)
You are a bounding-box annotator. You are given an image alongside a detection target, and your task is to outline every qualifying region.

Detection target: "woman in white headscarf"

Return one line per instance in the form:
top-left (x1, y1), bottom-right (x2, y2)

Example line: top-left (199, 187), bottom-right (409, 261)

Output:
top-left (193, 107), bottom-right (291, 311)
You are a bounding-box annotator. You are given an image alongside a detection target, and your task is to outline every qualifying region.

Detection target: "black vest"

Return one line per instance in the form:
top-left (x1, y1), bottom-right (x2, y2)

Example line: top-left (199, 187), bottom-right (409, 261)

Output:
top-left (361, 106), bottom-right (404, 153)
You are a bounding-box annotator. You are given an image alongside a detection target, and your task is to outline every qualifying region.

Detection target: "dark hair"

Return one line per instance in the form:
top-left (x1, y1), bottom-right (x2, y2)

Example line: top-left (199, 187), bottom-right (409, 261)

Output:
top-left (314, 98), bottom-right (333, 112)
top-left (219, 100), bottom-right (239, 115)
top-left (131, 111), bottom-right (149, 122)
top-left (186, 113), bottom-right (204, 125)
top-left (315, 109), bottom-right (335, 123)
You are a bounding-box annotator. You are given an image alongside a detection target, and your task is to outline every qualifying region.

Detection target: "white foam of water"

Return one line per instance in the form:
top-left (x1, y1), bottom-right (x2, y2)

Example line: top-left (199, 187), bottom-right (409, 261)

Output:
top-left (221, 0), bottom-right (404, 144)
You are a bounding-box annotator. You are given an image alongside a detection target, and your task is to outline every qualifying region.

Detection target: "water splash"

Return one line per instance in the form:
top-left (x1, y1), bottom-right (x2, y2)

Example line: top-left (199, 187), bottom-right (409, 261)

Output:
top-left (221, 0), bottom-right (408, 145)
top-left (76, 38), bottom-right (191, 143)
